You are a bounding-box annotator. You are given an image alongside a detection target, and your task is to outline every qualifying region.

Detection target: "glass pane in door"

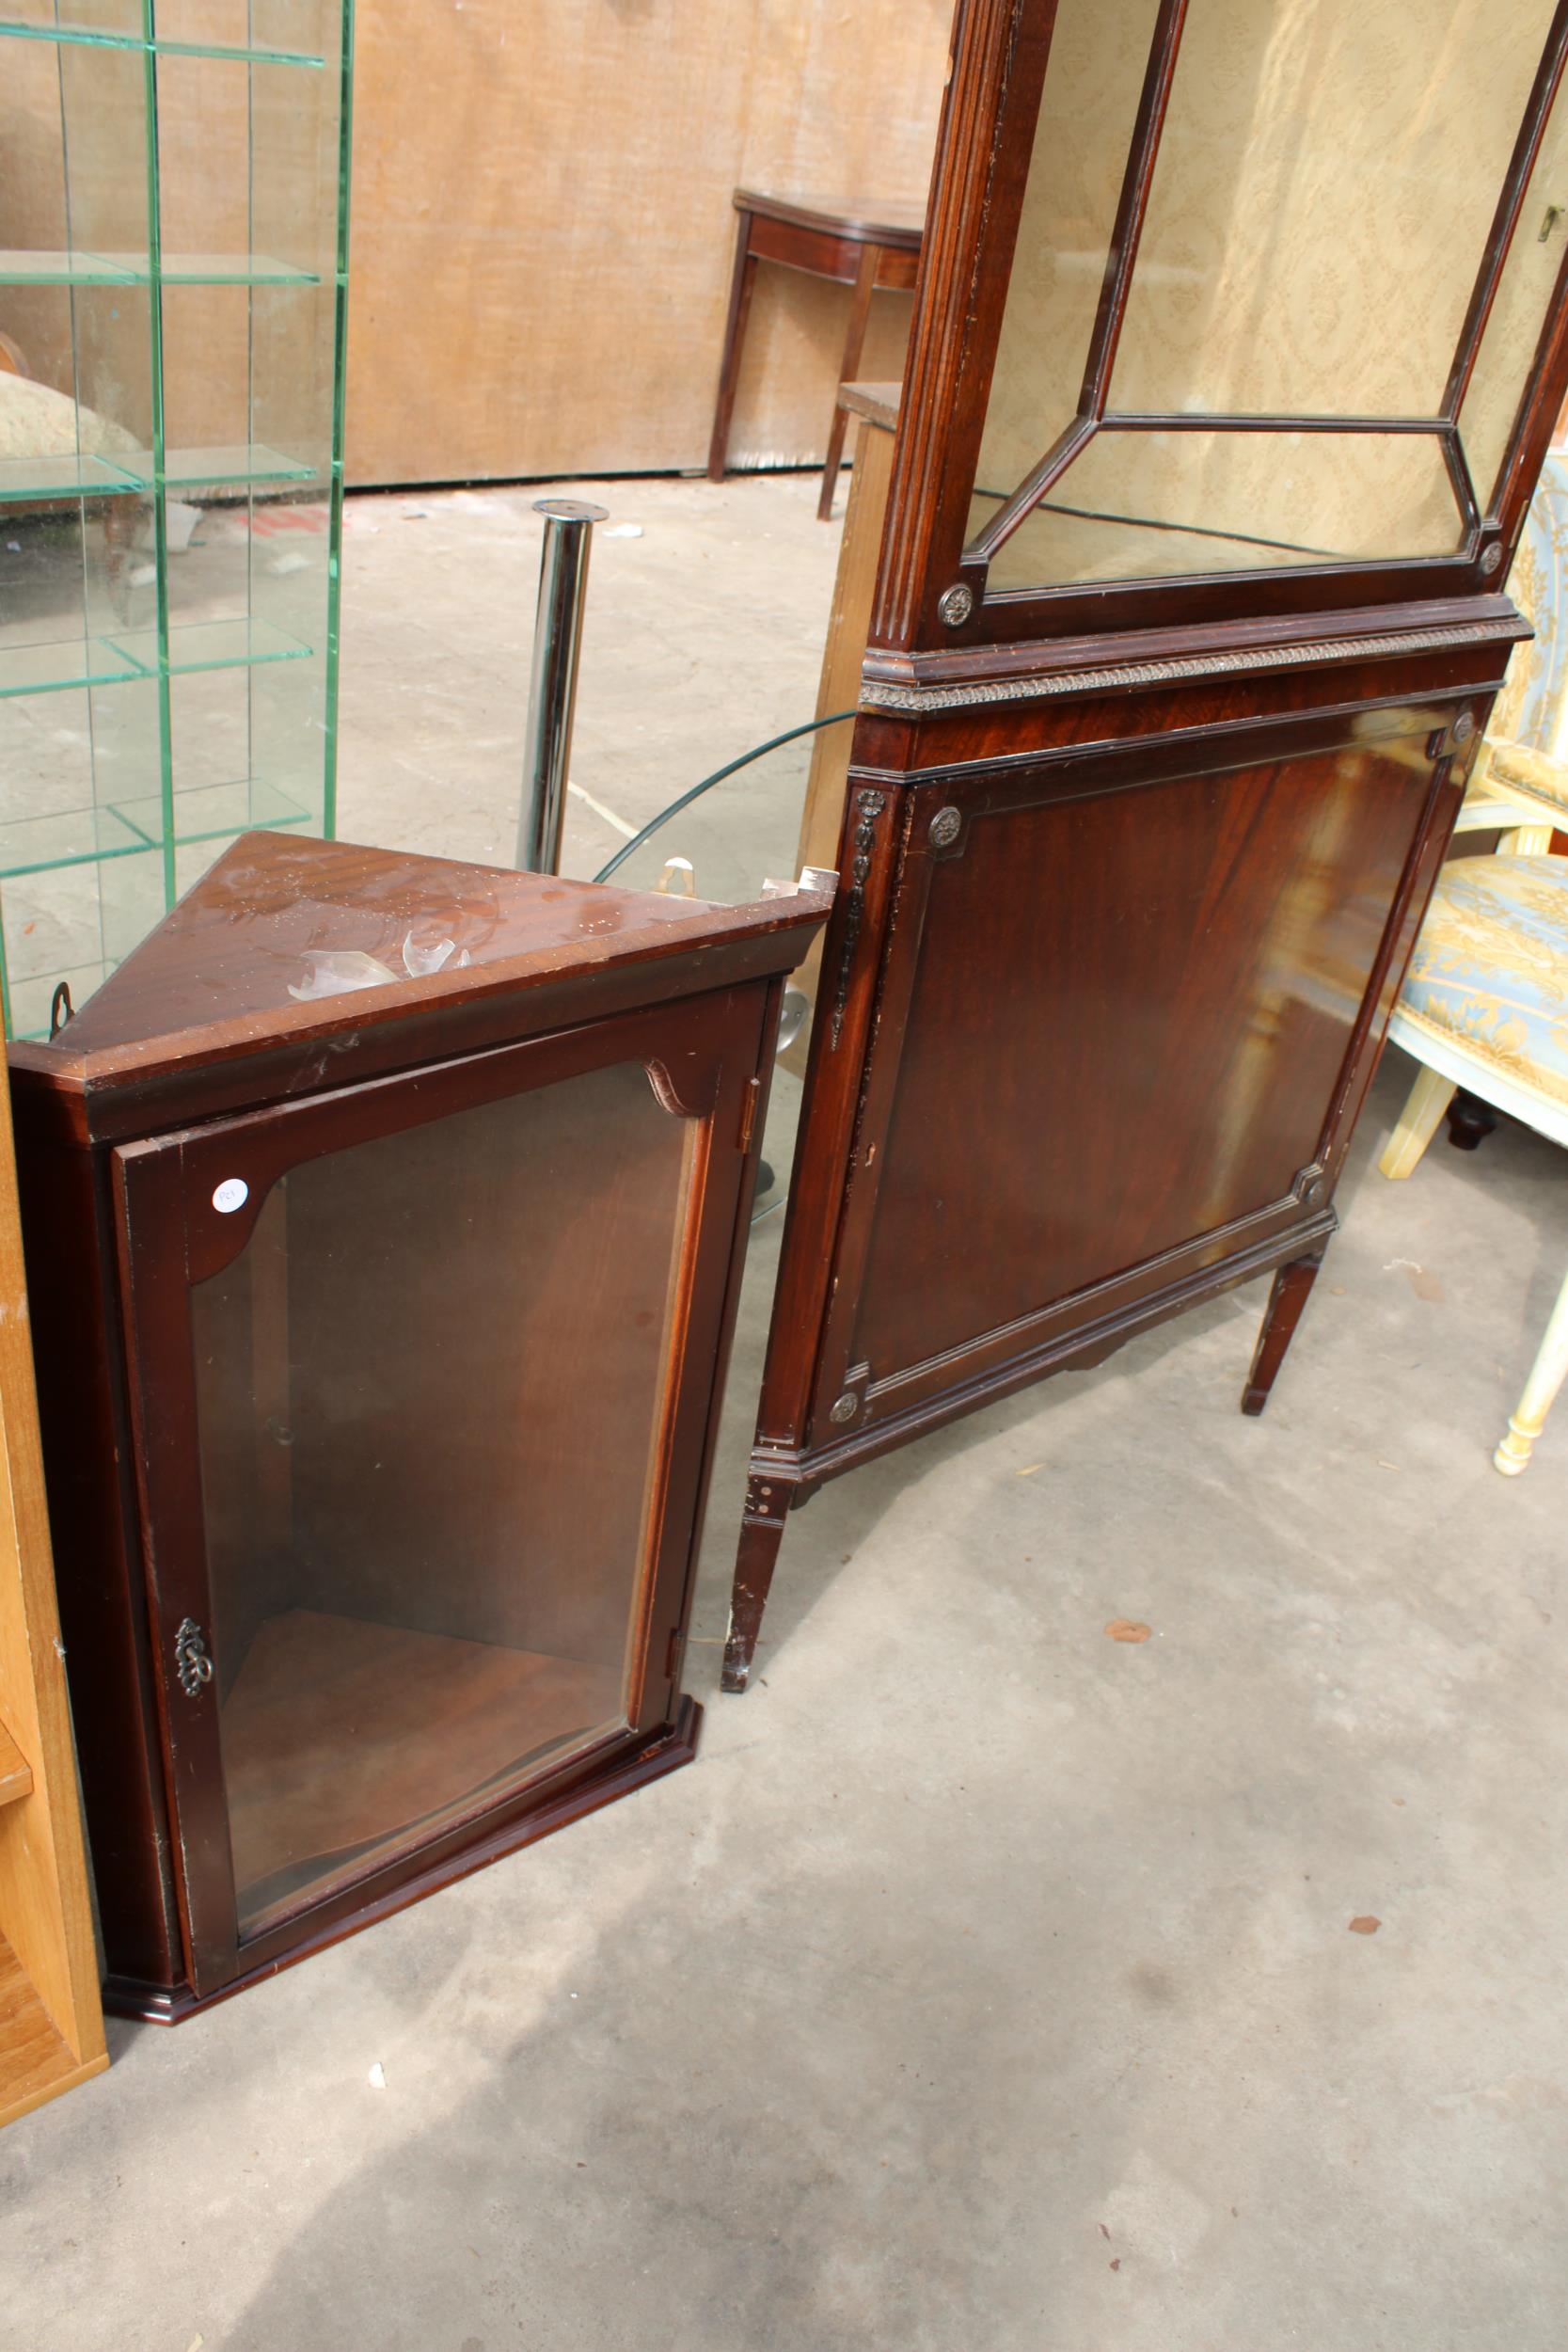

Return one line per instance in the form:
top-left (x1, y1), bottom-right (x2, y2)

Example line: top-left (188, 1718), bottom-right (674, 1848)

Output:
top-left (968, 0), bottom-right (1563, 590)
top-left (188, 1057), bottom-right (692, 1937)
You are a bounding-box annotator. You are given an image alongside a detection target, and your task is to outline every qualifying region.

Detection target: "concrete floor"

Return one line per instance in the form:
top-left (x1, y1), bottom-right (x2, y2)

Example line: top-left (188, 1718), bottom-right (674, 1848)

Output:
top-left (4, 476), bottom-right (1568, 2351)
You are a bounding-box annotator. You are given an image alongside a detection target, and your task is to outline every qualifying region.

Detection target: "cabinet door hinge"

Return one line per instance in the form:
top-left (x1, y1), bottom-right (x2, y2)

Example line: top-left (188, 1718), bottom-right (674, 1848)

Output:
top-left (665, 1625), bottom-right (683, 1684)
top-left (737, 1076), bottom-right (762, 1154)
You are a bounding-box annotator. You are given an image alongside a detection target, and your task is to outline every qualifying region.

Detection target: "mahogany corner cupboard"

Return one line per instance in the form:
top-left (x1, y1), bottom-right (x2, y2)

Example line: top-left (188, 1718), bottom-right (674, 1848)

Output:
top-left (8, 833), bottom-right (828, 2019)
top-left (722, 0), bottom-right (1568, 1689)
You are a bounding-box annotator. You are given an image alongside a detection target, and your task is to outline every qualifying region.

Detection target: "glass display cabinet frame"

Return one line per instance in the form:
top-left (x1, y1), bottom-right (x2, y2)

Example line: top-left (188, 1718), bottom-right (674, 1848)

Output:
top-left (8, 833), bottom-right (830, 2017)
top-left (891, 0), bottom-right (1568, 650)
top-left (0, 0), bottom-right (353, 1041)
top-left (721, 0), bottom-right (1568, 1691)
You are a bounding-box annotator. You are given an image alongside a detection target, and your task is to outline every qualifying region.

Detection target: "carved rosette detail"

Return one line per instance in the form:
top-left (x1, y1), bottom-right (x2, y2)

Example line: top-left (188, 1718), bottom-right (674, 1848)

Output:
top-left (830, 789), bottom-right (887, 1049)
top-left (928, 804), bottom-right (962, 849)
top-left (859, 622), bottom-right (1521, 716)
top-left (1294, 1165), bottom-right (1329, 1210)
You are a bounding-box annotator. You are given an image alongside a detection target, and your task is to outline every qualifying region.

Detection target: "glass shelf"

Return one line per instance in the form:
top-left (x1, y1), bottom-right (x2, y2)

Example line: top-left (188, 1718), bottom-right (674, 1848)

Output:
top-left (0, 622), bottom-right (310, 700)
top-left (7, 958), bottom-right (119, 1042)
top-left (156, 34), bottom-right (325, 64)
top-left (0, 453), bottom-right (142, 501)
top-left (109, 252), bottom-right (320, 285)
top-left (107, 617), bottom-right (314, 676)
top-left (0, 804), bottom-right (152, 879)
top-left (0, 0), bottom-right (349, 1037)
top-left (110, 777), bottom-right (312, 849)
top-left (113, 443), bottom-right (318, 488)
top-left (0, 250), bottom-right (318, 287)
top-left (0, 19), bottom-right (326, 64)
top-left (0, 248), bottom-right (138, 284)
top-left (0, 637), bottom-right (148, 698)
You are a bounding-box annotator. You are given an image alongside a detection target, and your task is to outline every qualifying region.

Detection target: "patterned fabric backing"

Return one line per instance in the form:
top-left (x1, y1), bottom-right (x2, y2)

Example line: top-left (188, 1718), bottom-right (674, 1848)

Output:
top-left (1493, 453), bottom-right (1568, 756)
top-left (1401, 855), bottom-right (1568, 1107)
top-left (1483, 739), bottom-right (1568, 818)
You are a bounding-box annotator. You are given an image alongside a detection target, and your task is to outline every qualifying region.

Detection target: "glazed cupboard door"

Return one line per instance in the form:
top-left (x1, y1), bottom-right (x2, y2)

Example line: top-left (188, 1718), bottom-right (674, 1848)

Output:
top-left (111, 997), bottom-right (752, 1995)
top-left (896, 0), bottom-right (1568, 649)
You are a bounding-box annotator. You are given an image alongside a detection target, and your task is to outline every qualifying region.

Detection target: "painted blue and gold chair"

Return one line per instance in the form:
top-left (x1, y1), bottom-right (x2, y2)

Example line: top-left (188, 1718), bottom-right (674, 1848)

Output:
top-left (1378, 455), bottom-right (1568, 1474)
top-left (1449, 452), bottom-right (1568, 855)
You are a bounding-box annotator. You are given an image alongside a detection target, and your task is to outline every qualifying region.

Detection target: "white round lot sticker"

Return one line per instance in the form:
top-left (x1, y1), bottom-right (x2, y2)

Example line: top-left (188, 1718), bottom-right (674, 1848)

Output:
top-left (212, 1177), bottom-right (249, 1215)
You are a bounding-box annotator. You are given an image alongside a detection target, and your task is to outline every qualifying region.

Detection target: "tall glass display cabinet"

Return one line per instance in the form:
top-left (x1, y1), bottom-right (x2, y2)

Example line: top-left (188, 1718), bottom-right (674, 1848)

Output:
top-left (723, 0), bottom-right (1568, 1689)
top-left (0, 0), bottom-right (352, 1040)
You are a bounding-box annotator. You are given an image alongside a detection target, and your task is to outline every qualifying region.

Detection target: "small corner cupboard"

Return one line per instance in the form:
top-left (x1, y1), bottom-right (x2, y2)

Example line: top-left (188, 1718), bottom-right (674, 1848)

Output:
top-left (9, 831), bottom-right (827, 2016)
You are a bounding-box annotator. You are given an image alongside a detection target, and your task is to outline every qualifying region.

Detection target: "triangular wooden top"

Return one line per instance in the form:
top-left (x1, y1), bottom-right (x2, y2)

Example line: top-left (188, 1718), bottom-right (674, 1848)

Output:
top-left (22, 833), bottom-right (829, 1104)
top-left (8, 833), bottom-right (831, 1145)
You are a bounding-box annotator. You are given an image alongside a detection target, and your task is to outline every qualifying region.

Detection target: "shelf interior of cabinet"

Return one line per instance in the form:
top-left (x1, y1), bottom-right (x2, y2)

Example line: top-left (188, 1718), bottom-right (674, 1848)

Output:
top-left (6, 957), bottom-right (124, 1041)
top-left (0, 778), bottom-right (308, 879)
top-left (0, 806), bottom-right (155, 878)
top-left (113, 444), bottom-right (319, 488)
top-left (0, 0), bottom-right (346, 1048)
top-left (106, 616), bottom-right (314, 676)
top-left (0, 450), bottom-right (316, 503)
top-left (0, 456), bottom-right (139, 501)
top-left (107, 776), bottom-right (313, 850)
top-left (0, 637), bottom-right (148, 699)
top-left (223, 1611), bottom-right (624, 1939)
top-left (0, 252), bottom-right (320, 287)
top-left (0, 1928), bottom-right (79, 2124)
top-left (0, 621), bottom-right (312, 702)
top-left (0, 1724), bottom-right (33, 1810)
top-left (0, 18), bottom-right (327, 64)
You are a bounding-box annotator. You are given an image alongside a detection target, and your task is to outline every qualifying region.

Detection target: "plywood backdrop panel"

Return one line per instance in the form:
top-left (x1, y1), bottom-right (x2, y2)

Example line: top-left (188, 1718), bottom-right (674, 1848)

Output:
top-left (0, 7), bottom-right (948, 485)
top-left (343, 0), bottom-right (950, 485)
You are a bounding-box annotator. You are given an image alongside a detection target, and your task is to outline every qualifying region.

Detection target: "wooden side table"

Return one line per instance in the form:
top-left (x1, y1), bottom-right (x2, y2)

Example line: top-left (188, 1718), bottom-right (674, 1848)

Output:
top-left (705, 191), bottom-right (923, 518)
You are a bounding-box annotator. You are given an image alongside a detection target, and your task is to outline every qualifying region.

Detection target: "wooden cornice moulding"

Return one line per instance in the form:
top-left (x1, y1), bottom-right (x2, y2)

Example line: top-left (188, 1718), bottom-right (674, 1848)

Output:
top-left (860, 616), bottom-right (1529, 714)
top-left (860, 594), bottom-right (1529, 707)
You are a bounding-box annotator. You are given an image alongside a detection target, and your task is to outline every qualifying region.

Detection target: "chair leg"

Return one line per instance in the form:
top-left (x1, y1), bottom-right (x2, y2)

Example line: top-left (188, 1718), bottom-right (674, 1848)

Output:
top-left (1495, 1262), bottom-right (1568, 1476)
top-left (707, 212), bottom-right (758, 483)
top-left (1446, 1089), bottom-right (1498, 1152)
top-left (1378, 1064), bottom-right (1457, 1180)
top-left (817, 245), bottom-right (879, 520)
top-left (1502, 823), bottom-right (1555, 854)
top-left (1242, 1248), bottom-right (1325, 1416)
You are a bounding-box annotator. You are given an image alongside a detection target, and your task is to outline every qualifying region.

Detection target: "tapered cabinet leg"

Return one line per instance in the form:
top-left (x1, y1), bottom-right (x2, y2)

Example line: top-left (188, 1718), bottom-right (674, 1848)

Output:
top-left (1242, 1250), bottom-right (1325, 1416)
top-left (1495, 1261), bottom-right (1568, 1475)
top-left (707, 214), bottom-right (758, 483)
top-left (722, 1474), bottom-right (792, 1692)
top-left (817, 246), bottom-right (879, 519)
top-left (1378, 1064), bottom-right (1456, 1180)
